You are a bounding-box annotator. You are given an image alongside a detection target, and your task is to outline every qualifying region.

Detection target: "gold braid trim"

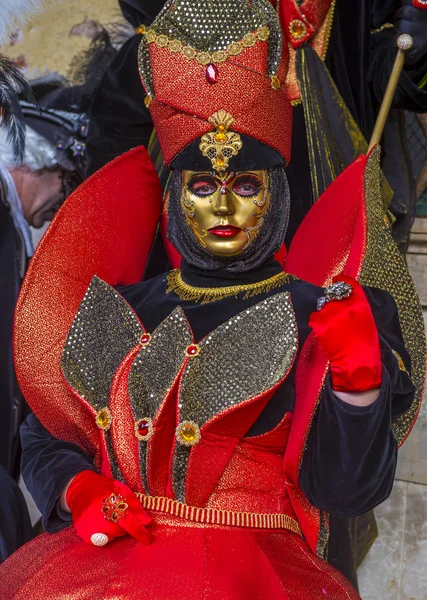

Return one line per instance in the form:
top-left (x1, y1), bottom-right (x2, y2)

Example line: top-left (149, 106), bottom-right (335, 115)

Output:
top-left (144, 26), bottom-right (270, 66)
top-left (136, 494), bottom-right (302, 534)
top-left (166, 269), bottom-right (296, 304)
top-left (370, 23), bottom-right (393, 35)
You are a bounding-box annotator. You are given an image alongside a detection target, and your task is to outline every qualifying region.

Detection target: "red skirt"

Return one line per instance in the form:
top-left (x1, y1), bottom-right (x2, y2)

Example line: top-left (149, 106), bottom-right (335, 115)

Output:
top-left (0, 514), bottom-right (361, 600)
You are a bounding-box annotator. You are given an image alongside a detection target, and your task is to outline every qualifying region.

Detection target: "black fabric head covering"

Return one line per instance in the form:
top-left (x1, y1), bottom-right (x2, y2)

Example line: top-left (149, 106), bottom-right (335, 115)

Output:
top-left (86, 2), bottom-right (166, 176)
top-left (167, 166), bottom-right (290, 273)
top-left (119, 0), bottom-right (166, 26)
top-left (171, 134), bottom-right (285, 171)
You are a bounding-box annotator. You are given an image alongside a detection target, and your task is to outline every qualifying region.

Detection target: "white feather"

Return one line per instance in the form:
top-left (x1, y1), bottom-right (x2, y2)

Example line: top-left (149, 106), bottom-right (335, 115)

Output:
top-left (0, 0), bottom-right (62, 47)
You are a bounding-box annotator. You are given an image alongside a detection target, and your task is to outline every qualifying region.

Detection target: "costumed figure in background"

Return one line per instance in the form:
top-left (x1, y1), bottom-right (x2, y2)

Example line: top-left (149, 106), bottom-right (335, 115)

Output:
top-left (0, 25), bottom-right (114, 488)
top-left (0, 1), bottom-right (425, 598)
top-left (278, 0), bottom-right (427, 251)
top-left (0, 65), bottom-right (88, 561)
top-left (0, 97), bottom-right (87, 466)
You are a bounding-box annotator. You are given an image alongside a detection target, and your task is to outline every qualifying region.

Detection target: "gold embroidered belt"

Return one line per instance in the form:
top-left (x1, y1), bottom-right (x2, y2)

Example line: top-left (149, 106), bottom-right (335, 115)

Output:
top-left (136, 494), bottom-right (302, 535)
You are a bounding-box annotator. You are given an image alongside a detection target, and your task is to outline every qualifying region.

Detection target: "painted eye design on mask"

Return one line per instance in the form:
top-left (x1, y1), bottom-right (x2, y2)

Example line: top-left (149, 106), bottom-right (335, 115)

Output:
top-left (232, 175), bottom-right (262, 197)
top-left (187, 175), bottom-right (217, 197)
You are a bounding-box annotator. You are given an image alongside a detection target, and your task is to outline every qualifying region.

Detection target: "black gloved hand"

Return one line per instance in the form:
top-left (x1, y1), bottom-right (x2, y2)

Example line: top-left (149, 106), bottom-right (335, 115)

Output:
top-left (394, 0), bottom-right (427, 65)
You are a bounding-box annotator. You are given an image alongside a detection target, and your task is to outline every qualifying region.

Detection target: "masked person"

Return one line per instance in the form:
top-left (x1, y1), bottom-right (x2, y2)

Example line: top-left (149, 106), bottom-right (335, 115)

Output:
top-left (0, 100), bottom-right (87, 480)
top-left (0, 1), bottom-right (423, 598)
top-left (0, 83), bottom-right (87, 561)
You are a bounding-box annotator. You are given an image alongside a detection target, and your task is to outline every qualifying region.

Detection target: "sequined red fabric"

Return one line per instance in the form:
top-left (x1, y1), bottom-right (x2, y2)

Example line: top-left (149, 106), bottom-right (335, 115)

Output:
top-left (0, 525), bottom-right (361, 599)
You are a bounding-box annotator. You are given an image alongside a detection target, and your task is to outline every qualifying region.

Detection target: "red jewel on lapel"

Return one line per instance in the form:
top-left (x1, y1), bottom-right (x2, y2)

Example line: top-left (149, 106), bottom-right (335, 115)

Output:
top-left (206, 63), bottom-right (218, 84)
top-left (135, 417), bottom-right (153, 441)
top-left (185, 344), bottom-right (201, 357)
top-left (140, 333), bottom-right (151, 346)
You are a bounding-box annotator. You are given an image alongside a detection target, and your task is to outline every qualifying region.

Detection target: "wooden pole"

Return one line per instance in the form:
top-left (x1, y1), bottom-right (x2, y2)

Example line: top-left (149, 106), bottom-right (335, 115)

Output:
top-left (368, 34), bottom-right (414, 152)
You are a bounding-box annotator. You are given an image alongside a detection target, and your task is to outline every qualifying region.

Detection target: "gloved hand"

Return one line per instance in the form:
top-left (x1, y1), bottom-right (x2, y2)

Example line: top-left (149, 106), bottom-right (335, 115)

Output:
top-left (394, 0), bottom-right (427, 65)
top-left (66, 470), bottom-right (152, 546)
top-left (309, 276), bottom-right (382, 393)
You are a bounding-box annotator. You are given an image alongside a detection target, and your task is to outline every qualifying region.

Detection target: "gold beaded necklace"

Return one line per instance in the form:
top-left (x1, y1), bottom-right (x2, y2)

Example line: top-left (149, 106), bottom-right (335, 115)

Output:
top-left (166, 269), bottom-right (296, 304)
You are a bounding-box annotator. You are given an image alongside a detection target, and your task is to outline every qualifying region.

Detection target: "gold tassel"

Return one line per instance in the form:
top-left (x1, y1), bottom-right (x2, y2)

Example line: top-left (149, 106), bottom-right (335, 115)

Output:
top-left (166, 269), bottom-right (296, 304)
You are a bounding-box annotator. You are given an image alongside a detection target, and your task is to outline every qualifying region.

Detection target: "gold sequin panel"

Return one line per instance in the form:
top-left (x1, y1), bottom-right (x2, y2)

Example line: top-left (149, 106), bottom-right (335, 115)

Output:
top-left (360, 149), bottom-right (427, 445)
top-left (128, 307), bottom-right (193, 493)
top-left (61, 277), bottom-right (143, 410)
top-left (61, 276), bottom-right (143, 479)
top-left (172, 292), bottom-right (298, 502)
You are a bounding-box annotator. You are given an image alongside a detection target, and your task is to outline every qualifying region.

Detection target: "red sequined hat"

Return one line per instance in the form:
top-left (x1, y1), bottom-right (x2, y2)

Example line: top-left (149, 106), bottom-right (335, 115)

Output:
top-left (138, 0), bottom-right (292, 169)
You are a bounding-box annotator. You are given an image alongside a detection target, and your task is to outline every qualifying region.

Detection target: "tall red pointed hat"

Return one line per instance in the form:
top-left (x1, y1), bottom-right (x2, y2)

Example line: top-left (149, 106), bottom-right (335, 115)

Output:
top-left (138, 0), bottom-right (292, 168)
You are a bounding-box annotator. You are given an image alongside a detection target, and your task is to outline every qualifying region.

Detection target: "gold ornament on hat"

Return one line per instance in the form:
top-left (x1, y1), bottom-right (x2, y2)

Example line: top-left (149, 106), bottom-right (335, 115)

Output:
top-left (199, 110), bottom-right (242, 173)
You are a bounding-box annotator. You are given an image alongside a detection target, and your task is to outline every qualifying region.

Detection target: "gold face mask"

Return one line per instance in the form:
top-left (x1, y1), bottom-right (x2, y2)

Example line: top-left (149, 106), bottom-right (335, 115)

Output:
top-left (181, 170), bottom-right (270, 257)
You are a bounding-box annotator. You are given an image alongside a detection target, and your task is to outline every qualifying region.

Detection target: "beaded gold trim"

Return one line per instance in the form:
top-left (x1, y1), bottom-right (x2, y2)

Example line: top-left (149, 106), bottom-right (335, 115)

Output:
top-left (370, 23), bottom-right (393, 35)
top-left (166, 269), bottom-right (295, 304)
top-left (136, 494), bottom-right (302, 534)
top-left (144, 26), bottom-right (270, 65)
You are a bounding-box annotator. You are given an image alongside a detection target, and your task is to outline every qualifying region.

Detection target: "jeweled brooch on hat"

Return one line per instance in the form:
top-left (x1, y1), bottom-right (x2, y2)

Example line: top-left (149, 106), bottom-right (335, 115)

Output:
top-left (199, 110), bottom-right (242, 173)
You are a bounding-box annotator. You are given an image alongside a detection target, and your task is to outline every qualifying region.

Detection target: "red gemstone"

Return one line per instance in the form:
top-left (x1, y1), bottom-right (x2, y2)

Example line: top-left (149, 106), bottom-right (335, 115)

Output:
top-left (137, 419), bottom-right (150, 437)
top-left (187, 345), bottom-right (198, 355)
top-left (140, 333), bottom-right (151, 345)
top-left (206, 63), bottom-right (218, 84)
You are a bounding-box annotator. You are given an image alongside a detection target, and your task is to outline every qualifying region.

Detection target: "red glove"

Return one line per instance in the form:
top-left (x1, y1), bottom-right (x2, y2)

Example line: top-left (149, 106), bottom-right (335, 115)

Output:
top-left (309, 276), bottom-right (382, 393)
top-left (66, 470), bottom-right (152, 546)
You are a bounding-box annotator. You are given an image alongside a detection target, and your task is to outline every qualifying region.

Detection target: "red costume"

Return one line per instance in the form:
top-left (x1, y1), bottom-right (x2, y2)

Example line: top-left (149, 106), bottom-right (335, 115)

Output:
top-left (0, 1), bottom-right (424, 598)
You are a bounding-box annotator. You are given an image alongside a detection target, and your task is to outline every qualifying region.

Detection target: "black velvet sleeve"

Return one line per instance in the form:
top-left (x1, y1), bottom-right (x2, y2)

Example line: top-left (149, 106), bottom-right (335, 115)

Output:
top-left (20, 413), bottom-right (96, 532)
top-left (299, 287), bottom-right (415, 517)
top-left (369, 29), bottom-right (427, 113)
top-left (369, 0), bottom-right (427, 112)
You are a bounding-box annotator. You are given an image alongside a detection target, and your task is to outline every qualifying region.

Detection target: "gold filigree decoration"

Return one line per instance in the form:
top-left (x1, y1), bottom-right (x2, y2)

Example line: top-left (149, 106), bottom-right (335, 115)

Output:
top-left (180, 188), bottom-right (208, 248)
top-left (144, 26), bottom-right (270, 65)
top-left (392, 350), bottom-right (411, 378)
top-left (166, 269), bottom-right (296, 304)
top-left (199, 110), bottom-right (242, 173)
top-left (241, 170), bottom-right (270, 250)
